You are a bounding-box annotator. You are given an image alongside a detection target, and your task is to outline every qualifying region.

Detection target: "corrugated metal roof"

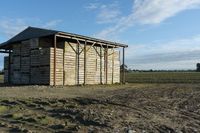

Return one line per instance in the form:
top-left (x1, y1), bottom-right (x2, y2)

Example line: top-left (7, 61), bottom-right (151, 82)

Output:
top-left (0, 26), bottom-right (128, 49)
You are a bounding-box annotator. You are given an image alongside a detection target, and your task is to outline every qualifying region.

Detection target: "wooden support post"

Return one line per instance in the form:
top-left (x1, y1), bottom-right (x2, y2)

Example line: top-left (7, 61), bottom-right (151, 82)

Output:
top-left (122, 47), bottom-right (125, 84)
top-left (100, 46), bottom-right (102, 84)
top-left (112, 47), bottom-right (114, 84)
top-left (77, 42), bottom-right (80, 85)
top-left (105, 45), bottom-right (108, 84)
top-left (84, 41), bottom-right (87, 85)
top-left (8, 50), bottom-right (11, 84)
top-left (54, 35), bottom-right (57, 86)
top-left (63, 42), bottom-right (65, 86)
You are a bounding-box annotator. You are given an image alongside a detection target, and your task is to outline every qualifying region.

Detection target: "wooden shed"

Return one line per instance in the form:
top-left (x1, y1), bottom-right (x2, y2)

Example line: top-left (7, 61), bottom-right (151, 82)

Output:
top-left (0, 27), bottom-right (128, 85)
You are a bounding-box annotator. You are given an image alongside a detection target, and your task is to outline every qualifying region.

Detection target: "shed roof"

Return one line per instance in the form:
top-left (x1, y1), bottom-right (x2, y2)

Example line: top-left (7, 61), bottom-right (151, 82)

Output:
top-left (0, 27), bottom-right (128, 49)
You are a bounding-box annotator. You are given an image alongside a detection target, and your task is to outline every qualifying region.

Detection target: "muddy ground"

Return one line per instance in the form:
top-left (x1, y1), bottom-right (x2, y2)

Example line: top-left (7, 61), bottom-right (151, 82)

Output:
top-left (0, 84), bottom-right (199, 133)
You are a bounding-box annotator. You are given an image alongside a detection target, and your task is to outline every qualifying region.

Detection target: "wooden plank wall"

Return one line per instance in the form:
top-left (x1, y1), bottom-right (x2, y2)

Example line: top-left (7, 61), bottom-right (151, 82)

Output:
top-left (50, 48), bottom-right (63, 85)
top-left (95, 47), bottom-right (106, 84)
top-left (64, 42), bottom-right (77, 85)
top-left (49, 41), bottom-right (120, 85)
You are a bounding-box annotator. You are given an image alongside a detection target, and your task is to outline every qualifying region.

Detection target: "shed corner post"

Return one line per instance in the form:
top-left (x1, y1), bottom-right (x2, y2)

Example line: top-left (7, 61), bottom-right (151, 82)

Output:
top-left (105, 44), bottom-right (108, 84)
top-left (54, 35), bottom-right (57, 86)
top-left (84, 40), bottom-right (87, 85)
top-left (77, 40), bottom-right (80, 85)
top-left (122, 47), bottom-right (125, 84)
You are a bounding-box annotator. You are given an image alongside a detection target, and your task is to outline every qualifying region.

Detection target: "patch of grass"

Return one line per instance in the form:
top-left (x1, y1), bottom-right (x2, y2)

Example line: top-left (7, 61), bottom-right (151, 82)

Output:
top-left (0, 105), bottom-right (8, 114)
top-left (12, 113), bottom-right (23, 119)
top-left (38, 116), bottom-right (54, 125)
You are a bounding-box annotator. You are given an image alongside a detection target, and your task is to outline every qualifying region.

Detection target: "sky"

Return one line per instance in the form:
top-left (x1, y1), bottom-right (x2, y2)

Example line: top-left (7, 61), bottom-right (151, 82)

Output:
top-left (1, 0), bottom-right (200, 70)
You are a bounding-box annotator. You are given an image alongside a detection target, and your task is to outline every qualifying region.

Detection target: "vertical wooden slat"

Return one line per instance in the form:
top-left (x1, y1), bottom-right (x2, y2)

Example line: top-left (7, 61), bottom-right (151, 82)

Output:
top-left (84, 40), bottom-right (87, 85)
top-left (54, 35), bottom-right (57, 86)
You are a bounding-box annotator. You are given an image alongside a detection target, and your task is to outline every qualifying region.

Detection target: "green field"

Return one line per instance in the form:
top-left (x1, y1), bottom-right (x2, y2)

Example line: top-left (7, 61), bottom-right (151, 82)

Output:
top-left (125, 72), bottom-right (200, 83)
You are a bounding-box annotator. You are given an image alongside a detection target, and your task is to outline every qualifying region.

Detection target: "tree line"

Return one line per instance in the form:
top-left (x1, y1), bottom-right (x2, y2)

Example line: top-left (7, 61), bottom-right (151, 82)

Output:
top-left (121, 64), bottom-right (200, 72)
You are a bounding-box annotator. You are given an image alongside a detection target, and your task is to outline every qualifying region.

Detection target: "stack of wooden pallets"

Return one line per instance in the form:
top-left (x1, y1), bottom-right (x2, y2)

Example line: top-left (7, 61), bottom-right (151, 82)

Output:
top-left (4, 38), bottom-right (51, 85)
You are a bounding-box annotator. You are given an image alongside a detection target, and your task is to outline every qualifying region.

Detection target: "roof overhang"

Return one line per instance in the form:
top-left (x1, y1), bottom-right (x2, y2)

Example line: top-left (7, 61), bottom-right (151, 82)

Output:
top-left (56, 32), bottom-right (128, 48)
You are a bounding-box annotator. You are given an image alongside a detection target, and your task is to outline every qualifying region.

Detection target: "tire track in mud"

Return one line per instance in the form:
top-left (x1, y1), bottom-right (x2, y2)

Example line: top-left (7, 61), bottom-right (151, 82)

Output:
top-left (0, 84), bottom-right (200, 132)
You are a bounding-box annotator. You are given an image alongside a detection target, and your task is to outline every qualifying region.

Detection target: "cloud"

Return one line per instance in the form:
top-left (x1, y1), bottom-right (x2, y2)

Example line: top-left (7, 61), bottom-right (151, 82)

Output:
top-left (85, 3), bottom-right (99, 10)
top-left (131, 50), bottom-right (200, 64)
top-left (43, 20), bottom-right (62, 28)
top-left (96, 2), bottom-right (121, 24)
top-left (126, 34), bottom-right (200, 70)
top-left (0, 18), bottom-right (62, 39)
top-left (0, 18), bottom-right (28, 38)
top-left (95, 0), bottom-right (200, 39)
top-left (131, 60), bottom-right (200, 70)
top-left (85, 1), bottom-right (121, 24)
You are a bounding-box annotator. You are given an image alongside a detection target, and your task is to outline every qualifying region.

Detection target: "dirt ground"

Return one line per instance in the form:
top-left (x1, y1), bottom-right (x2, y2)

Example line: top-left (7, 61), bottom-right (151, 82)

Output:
top-left (0, 83), bottom-right (199, 133)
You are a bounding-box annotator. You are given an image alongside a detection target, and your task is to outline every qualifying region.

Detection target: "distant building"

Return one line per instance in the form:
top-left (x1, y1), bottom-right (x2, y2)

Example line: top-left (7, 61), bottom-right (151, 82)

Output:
top-left (0, 27), bottom-right (128, 85)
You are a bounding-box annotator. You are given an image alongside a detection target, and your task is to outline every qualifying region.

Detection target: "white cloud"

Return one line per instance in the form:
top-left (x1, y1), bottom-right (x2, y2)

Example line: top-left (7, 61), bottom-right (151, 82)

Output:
top-left (97, 8), bottom-right (121, 24)
top-left (0, 18), bottom-right (62, 39)
top-left (95, 0), bottom-right (200, 39)
top-left (85, 3), bottom-right (99, 10)
top-left (0, 18), bottom-right (28, 38)
top-left (126, 34), bottom-right (200, 70)
top-left (85, 1), bottom-right (121, 24)
top-left (132, 0), bottom-right (200, 25)
top-left (96, 2), bottom-right (121, 24)
top-left (43, 20), bottom-right (62, 28)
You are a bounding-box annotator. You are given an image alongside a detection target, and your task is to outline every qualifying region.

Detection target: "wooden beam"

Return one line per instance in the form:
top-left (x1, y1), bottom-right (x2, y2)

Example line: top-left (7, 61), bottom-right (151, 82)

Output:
top-left (105, 45), bottom-right (108, 84)
top-left (112, 47), bottom-right (114, 84)
top-left (93, 46), bottom-right (101, 57)
top-left (66, 42), bottom-right (78, 54)
top-left (76, 39), bottom-right (84, 51)
top-left (84, 41), bottom-right (87, 85)
top-left (100, 46), bottom-right (102, 84)
top-left (77, 42), bottom-right (80, 85)
top-left (63, 42), bottom-right (65, 85)
top-left (54, 35), bottom-right (57, 86)
top-left (0, 50), bottom-right (10, 53)
top-left (55, 34), bottom-right (122, 48)
top-left (122, 47), bottom-right (125, 84)
top-left (86, 42), bottom-right (96, 52)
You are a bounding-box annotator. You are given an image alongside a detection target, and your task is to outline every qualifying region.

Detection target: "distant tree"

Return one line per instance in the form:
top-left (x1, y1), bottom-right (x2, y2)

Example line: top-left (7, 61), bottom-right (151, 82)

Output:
top-left (197, 63), bottom-right (200, 72)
